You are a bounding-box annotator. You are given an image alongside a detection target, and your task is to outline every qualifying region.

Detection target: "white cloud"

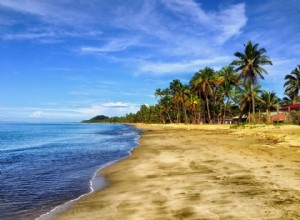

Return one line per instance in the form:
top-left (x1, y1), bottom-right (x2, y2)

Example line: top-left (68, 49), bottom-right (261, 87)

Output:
top-left (213, 3), bottom-right (247, 44)
top-left (138, 56), bottom-right (231, 74)
top-left (102, 102), bottom-right (129, 108)
top-left (3, 32), bottom-right (55, 40)
top-left (161, 0), bottom-right (209, 23)
top-left (160, 0), bottom-right (246, 44)
top-left (0, 0), bottom-right (90, 26)
top-left (2, 30), bottom-right (102, 41)
top-left (81, 38), bottom-right (139, 53)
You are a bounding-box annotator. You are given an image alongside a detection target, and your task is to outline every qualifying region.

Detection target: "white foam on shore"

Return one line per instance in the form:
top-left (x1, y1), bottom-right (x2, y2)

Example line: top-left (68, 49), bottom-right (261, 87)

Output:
top-left (36, 129), bottom-right (141, 220)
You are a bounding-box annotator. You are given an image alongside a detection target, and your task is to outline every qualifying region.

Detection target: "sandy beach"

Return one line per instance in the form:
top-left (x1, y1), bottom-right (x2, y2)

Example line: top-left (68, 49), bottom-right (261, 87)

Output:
top-left (57, 124), bottom-right (300, 220)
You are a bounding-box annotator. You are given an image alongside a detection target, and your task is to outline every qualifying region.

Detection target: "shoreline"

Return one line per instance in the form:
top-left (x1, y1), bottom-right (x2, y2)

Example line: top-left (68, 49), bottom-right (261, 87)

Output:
top-left (36, 124), bottom-right (141, 220)
top-left (57, 124), bottom-right (300, 219)
top-left (36, 163), bottom-right (108, 220)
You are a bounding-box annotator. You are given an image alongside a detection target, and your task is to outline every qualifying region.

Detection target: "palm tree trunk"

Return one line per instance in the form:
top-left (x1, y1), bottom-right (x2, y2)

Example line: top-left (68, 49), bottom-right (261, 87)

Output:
top-left (177, 104), bottom-right (180, 123)
top-left (266, 109), bottom-right (270, 123)
top-left (197, 106), bottom-right (201, 124)
top-left (213, 99), bottom-right (216, 124)
top-left (183, 105), bottom-right (188, 124)
top-left (251, 82), bottom-right (255, 115)
top-left (166, 112), bottom-right (173, 123)
top-left (205, 95), bottom-right (211, 123)
top-left (223, 98), bottom-right (229, 123)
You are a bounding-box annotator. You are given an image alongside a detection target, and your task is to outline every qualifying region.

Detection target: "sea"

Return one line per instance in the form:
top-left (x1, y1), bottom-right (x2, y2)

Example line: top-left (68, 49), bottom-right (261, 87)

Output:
top-left (0, 123), bottom-right (140, 220)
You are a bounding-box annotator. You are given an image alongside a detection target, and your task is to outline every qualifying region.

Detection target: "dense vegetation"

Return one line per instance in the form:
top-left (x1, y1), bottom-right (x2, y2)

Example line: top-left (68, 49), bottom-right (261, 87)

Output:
top-left (83, 41), bottom-right (300, 124)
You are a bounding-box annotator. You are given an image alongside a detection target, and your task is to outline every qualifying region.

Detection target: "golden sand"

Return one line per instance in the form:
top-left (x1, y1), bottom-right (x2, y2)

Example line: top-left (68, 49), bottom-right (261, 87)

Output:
top-left (57, 124), bottom-right (300, 219)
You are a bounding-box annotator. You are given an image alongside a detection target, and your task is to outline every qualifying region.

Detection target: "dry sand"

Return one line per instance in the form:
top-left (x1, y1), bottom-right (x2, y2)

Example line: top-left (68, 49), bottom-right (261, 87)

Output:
top-left (57, 124), bottom-right (300, 220)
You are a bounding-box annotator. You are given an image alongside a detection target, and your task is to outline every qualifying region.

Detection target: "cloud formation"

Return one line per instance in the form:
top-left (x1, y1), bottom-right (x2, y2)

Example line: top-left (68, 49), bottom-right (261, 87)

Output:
top-left (0, 0), bottom-right (91, 25)
top-left (81, 38), bottom-right (139, 53)
top-left (1, 0), bottom-right (298, 121)
top-left (138, 56), bottom-right (231, 74)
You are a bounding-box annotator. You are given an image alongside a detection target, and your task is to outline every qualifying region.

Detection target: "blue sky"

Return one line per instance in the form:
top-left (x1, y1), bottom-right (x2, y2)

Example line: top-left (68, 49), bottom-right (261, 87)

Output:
top-left (0, 0), bottom-right (299, 122)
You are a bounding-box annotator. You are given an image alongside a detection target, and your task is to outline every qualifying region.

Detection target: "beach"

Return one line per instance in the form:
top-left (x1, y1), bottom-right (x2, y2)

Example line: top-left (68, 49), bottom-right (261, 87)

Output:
top-left (57, 124), bottom-right (300, 219)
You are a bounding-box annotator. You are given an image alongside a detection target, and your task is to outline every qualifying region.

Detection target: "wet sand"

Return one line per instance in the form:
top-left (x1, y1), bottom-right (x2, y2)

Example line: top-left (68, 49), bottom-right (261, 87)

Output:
top-left (57, 124), bottom-right (300, 219)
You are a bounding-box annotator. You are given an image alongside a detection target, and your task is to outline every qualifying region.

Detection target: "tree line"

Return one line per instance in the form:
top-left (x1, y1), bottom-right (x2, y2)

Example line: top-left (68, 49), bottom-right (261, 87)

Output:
top-left (83, 41), bottom-right (300, 124)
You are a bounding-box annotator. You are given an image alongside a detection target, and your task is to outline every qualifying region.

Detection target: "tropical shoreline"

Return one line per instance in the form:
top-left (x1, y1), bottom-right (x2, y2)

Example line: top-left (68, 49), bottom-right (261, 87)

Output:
top-left (35, 124), bottom-right (141, 220)
top-left (57, 123), bottom-right (300, 219)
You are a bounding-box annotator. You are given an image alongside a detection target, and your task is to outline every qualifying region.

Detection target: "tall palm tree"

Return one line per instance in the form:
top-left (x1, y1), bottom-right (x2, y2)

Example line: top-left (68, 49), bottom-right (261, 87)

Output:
top-left (190, 67), bottom-right (215, 123)
top-left (231, 41), bottom-right (272, 114)
top-left (260, 90), bottom-right (279, 122)
top-left (284, 65), bottom-right (300, 103)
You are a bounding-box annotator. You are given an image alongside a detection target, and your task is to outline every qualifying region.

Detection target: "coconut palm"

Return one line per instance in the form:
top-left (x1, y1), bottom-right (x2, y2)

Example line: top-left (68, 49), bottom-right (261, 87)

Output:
top-left (260, 90), bottom-right (279, 122)
top-left (169, 79), bottom-right (185, 123)
top-left (218, 66), bottom-right (239, 121)
top-left (155, 88), bottom-right (173, 123)
top-left (190, 67), bottom-right (215, 123)
top-left (236, 80), bottom-right (261, 117)
top-left (282, 92), bottom-right (300, 105)
top-left (284, 65), bottom-right (300, 103)
top-left (183, 88), bottom-right (201, 124)
top-left (231, 41), bottom-right (272, 115)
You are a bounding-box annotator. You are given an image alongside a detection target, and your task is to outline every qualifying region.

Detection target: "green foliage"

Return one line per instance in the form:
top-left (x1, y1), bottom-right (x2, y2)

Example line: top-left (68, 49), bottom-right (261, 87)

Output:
top-left (231, 41), bottom-right (272, 114)
top-left (81, 42), bottom-right (299, 125)
top-left (284, 65), bottom-right (300, 104)
top-left (82, 115), bottom-right (109, 123)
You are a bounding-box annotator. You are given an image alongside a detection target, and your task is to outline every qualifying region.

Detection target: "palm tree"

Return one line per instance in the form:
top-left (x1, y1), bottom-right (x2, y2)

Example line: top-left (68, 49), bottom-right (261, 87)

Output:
top-left (218, 66), bottom-right (239, 121)
top-left (236, 80), bottom-right (261, 121)
top-left (284, 65), bottom-right (300, 103)
top-left (260, 90), bottom-right (279, 123)
top-left (231, 41), bottom-right (272, 115)
top-left (169, 79), bottom-right (185, 123)
top-left (282, 92), bottom-right (300, 105)
top-left (155, 88), bottom-right (173, 123)
top-left (190, 67), bottom-right (215, 123)
top-left (183, 88), bottom-right (201, 124)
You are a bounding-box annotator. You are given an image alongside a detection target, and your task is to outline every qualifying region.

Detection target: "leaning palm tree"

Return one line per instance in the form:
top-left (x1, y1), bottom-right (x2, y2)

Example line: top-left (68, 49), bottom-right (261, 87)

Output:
top-left (260, 90), bottom-right (279, 123)
top-left (231, 41), bottom-right (272, 115)
top-left (284, 65), bottom-right (300, 103)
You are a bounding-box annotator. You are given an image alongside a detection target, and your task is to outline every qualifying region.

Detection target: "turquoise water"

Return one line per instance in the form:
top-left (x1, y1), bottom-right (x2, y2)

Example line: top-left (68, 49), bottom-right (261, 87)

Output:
top-left (0, 123), bottom-right (140, 220)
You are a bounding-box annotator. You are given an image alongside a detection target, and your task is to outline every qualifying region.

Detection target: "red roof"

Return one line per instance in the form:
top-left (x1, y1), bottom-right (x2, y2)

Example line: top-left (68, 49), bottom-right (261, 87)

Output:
top-left (280, 104), bottom-right (300, 110)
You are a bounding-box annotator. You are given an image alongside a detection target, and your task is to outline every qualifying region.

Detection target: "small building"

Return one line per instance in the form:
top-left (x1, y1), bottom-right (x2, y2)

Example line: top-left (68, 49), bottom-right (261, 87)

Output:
top-left (224, 119), bottom-right (233, 124)
top-left (232, 115), bottom-right (248, 124)
top-left (269, 112), bottom-right (286, 123)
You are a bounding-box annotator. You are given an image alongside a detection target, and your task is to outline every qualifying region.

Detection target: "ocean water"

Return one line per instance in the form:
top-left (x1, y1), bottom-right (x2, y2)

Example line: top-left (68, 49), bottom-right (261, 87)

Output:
top-left (0, 123), bottom-right (140, 220)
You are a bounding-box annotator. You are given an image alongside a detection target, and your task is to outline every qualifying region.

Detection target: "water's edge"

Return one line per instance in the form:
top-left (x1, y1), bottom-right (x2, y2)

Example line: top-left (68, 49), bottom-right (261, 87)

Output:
top-left (36, 125), bottom-right (141, 220)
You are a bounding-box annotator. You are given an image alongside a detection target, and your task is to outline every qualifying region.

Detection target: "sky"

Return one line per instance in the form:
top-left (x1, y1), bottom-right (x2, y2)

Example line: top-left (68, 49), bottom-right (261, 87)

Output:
top-left (0, 0), bottom-right (299, 122)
